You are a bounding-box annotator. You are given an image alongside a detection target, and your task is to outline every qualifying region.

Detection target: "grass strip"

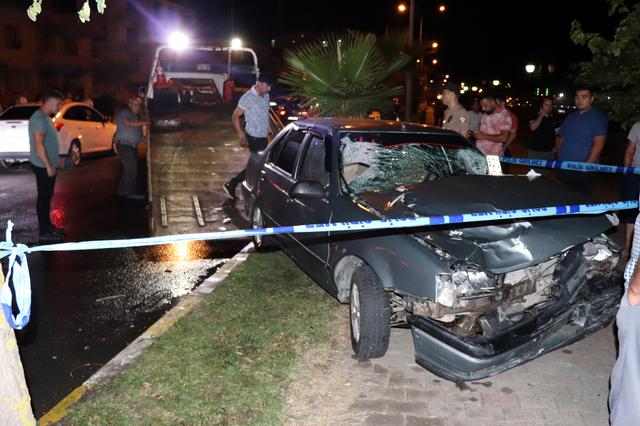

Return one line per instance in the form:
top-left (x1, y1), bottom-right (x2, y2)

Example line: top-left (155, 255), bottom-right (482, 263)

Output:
top-left (63, 251), bottom-right (341, 425)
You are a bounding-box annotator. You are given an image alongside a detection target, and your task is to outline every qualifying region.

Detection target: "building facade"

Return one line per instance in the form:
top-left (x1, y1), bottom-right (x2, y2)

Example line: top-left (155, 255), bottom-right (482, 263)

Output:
top-left (0, 0), bottom-right (195, 107)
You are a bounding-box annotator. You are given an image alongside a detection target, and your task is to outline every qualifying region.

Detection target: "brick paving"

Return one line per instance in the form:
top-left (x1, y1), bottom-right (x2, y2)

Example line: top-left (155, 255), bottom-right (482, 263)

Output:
top-left (286, 310), bottom-right (616, 426)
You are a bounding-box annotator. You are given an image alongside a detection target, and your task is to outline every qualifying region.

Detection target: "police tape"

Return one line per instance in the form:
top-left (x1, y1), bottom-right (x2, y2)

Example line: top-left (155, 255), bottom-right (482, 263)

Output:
top-left (2, 199), bottom-right (640, 329)
top-left (500, 156), bottom-right (640, 175)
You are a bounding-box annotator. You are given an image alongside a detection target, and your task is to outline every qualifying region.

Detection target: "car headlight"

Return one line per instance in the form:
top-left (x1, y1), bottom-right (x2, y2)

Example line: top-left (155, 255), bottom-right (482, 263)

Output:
top-left (435, 273), bottom-right (457, 308)
top-left (436, 269), bottom-right (491, 308)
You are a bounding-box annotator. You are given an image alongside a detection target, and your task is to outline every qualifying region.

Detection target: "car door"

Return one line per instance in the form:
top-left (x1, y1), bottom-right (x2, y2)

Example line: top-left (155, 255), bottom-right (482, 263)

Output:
top-left (287, 132), bottom-right (333, 287)
top-left (86, 107), bottom-right (113, 152)
top-left (63, 106), bottom-right (98, 153)
top-left (81, 106), bottom-right (108, 153)
top-left (258, 127), bottom-right (307, 249)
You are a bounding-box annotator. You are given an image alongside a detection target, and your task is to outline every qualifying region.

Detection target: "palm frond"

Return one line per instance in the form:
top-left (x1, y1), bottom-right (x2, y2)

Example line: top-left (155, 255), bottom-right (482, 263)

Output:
top-left (279, 31), bottom-right (408, 117)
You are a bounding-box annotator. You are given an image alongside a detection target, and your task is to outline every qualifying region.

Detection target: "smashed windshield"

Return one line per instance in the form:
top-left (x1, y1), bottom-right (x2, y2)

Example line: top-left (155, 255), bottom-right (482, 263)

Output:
top-left (340, 132), bottom-right (487, 194)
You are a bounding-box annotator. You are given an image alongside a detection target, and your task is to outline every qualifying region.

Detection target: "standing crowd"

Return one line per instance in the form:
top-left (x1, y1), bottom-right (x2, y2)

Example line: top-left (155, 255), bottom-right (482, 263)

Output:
top-left (438, 83), bottom-right (640, 425)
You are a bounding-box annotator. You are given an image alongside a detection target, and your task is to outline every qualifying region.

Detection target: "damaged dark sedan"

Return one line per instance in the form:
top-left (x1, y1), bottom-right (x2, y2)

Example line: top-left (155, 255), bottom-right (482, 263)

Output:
top-left (241, 118), bottom-right (623, 381)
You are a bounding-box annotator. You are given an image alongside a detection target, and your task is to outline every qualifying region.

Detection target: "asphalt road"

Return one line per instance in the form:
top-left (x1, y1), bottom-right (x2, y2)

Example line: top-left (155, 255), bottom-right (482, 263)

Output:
top-left (0, 154), bottom-right (245, 417)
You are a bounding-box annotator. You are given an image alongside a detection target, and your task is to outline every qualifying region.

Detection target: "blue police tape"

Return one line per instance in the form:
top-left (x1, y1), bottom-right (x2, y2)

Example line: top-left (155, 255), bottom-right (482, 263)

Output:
top-left (2, 200), bottom-right (640, 329)
top-left (500, 156), bottom-right (640, 175)
top-left (0, 221), bottom-right (31, 330)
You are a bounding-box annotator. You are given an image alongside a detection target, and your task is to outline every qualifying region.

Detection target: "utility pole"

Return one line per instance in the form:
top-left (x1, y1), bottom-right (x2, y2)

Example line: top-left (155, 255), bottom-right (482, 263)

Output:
top-left (404, 0), bottom-right (415, 121)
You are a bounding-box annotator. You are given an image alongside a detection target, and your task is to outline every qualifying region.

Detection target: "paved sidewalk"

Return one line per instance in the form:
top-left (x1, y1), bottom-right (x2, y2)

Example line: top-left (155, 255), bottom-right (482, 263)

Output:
top-left (286, 310), bottom-right (616, 426)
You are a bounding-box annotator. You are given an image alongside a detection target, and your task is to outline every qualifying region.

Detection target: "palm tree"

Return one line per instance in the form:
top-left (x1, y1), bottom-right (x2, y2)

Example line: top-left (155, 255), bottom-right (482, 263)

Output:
top-left (279, 31), bottom-right (409, 118)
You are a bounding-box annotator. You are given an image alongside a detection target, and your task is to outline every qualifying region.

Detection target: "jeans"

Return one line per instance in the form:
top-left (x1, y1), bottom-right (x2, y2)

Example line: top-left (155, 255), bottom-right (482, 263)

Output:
top-left (228, 135), bottom-right (268, 188)
top-left (31, 164), bottom-right (56, 232)
top-left (116, 144), bottom-right (139, 196)
top-left (609, 290), bottom-right (640, 425)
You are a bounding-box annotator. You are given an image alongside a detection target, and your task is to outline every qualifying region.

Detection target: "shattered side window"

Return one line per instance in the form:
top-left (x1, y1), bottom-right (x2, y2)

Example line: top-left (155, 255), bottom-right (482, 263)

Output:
top-left (339, 132), bottom-right (487, 194)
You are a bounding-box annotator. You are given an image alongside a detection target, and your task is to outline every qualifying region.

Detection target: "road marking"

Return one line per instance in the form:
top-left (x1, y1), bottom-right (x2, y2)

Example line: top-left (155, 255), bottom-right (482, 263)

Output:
top-left (38, 385), bottom-right (93, 425)
top-left (160, 196), bottom-right (168, 227)
top-left (192, 195), bottom-right (205, 226)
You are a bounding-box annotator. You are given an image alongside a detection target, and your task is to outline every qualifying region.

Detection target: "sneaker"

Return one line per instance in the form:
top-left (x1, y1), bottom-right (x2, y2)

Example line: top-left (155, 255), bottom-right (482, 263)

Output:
top-left (223, 181), bottom-right (236, 200)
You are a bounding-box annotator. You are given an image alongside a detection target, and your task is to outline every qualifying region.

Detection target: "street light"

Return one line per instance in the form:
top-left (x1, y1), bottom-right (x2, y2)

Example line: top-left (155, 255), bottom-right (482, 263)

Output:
top-left (525, 64), bottom-right (535, 74)
top-left (492, 80), bottom-right (500, 86)
top-left (438, 4), bottom-right (446, 12)
top-left (432, 58), bottom-right (438, 65)
top-left (231, 37), bottom-right (242, 49)
top-left (168, 31), bottom-right (190, 50)
top-left (431, 41), bottom-right (439, 49)
top-left (397, 3), bottom-right (407, 13)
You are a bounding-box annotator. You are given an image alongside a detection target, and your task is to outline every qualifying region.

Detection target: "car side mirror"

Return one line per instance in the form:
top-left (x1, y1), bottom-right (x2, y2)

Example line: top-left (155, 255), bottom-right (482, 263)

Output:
top-left (290, 180), bottom-right (326, 199)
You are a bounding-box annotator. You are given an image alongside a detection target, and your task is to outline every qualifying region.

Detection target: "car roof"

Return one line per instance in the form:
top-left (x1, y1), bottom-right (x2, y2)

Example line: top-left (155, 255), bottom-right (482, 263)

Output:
top-left (293, 117), bottom-right (463, 137)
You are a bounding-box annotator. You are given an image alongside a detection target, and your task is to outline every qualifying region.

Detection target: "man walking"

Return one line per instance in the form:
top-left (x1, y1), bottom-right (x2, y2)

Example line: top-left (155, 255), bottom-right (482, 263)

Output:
top-left (115, 97), bottom-right (148, 200)
top-left (554, 87), bottom-right (607, 194)
top-left (473, 93), bottom-right (512, 156)
top-left (223, 75), bottom-right (272, 200)
top-left (609, 216), bottom-right (640, 424)
top-left (440, 82), bottom-right (469, 138)
top-left (29, 89), bottom-right (64, 242)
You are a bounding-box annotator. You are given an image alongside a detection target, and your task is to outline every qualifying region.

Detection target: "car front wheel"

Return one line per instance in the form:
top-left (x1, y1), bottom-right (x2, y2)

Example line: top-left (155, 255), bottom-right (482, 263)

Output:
top-left (251, 205), bottom-right (269, 250)
top-left (67, 140), bottom-right (81, 167)
top-left (350, 264), bottom-right (390, 359)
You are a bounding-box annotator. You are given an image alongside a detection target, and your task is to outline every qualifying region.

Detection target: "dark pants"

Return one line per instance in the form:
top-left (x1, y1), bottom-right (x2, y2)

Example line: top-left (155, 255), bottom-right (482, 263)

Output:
top-left (116, 144), bottom-right (139, 196)
top-left (31, 164), bottom-right (56, 232)
top-left (228, 135), bottom-right (268, 188)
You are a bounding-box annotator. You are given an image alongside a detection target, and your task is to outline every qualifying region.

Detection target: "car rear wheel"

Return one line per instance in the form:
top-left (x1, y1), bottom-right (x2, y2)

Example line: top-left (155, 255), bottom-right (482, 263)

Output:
top-left (67, 140), bottom-right (81, 167)
top-left (350, 264), bottom-right (390, 359)
top-left (251, 206), bottom-right (269, 250)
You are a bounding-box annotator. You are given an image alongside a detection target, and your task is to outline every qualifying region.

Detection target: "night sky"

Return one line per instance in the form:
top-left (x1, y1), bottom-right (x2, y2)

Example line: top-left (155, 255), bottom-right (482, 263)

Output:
top-left (182, 0), bottom-right (620, 86)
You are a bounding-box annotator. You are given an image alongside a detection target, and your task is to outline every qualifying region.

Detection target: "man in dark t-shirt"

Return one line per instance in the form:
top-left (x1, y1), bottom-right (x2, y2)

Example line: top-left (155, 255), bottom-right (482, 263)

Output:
top-left (528, 97), bottom-right (559, 174)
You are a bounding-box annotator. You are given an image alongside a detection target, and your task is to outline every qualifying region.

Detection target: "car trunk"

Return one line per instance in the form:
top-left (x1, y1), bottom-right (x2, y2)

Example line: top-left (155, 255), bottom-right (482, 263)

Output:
top-left (0, 119), bottom-right (30, 155)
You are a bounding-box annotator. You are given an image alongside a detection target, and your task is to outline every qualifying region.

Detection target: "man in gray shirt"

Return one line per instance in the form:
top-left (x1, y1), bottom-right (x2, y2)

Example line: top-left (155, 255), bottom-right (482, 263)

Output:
top-left (223, 75), bottom-right (272, 200)
top-left (115, 97), bottom-right (148, 200)
top-left (29, 89), bottom-right (64, 242)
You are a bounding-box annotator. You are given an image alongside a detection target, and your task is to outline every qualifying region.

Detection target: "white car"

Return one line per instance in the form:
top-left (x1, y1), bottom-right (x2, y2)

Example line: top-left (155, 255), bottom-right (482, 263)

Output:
top-left (0, 102), bottom-right (117, 166)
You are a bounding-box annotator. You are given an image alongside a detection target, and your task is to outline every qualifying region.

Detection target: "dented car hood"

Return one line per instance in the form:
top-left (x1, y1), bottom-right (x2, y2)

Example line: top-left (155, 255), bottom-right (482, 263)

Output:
top-left (357, 175), bottom-right (616, 274)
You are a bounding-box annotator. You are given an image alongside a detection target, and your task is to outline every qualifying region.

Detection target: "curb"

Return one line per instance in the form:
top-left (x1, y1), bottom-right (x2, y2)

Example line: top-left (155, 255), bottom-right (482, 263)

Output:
top-left (38, 242), bottom-right (254, 425)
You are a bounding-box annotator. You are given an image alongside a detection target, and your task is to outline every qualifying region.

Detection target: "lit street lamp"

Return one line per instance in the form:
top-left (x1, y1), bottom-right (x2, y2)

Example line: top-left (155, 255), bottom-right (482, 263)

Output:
top-left (438, 4), bottom-right (446, 12)
top-left (231, 38), bottom-right (242, 49)
top-left (397, 3), bottom-right (407, 13)
top-left (432, 58), bottom-right (438, 65)
top-left (431, 41), bottom-right (439, 49)
top-left (168, 31), bottom-right (190, 51)
top-left (492, 79), bottom-right (500, 86)
top-left (525, 64), bottom-right (535, 74)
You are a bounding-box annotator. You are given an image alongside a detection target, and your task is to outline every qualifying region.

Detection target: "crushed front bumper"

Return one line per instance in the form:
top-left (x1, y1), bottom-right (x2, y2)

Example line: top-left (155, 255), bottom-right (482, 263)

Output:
top-left (408, 274), bottom-right (622, 382)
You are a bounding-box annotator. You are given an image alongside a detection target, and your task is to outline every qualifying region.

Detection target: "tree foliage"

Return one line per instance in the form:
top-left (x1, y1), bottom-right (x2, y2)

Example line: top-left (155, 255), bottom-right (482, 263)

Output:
top-left (27, 0), bottom-right (107, 22)
top-left (279, 31), bottom-right (409, 118)
top-left (570, 0), bottom-right (640, 129)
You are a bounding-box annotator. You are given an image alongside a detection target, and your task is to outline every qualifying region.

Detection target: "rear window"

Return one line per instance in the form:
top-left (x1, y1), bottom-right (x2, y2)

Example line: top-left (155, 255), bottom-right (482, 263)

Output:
top-left (0, 106), bottom-right (39, 120)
